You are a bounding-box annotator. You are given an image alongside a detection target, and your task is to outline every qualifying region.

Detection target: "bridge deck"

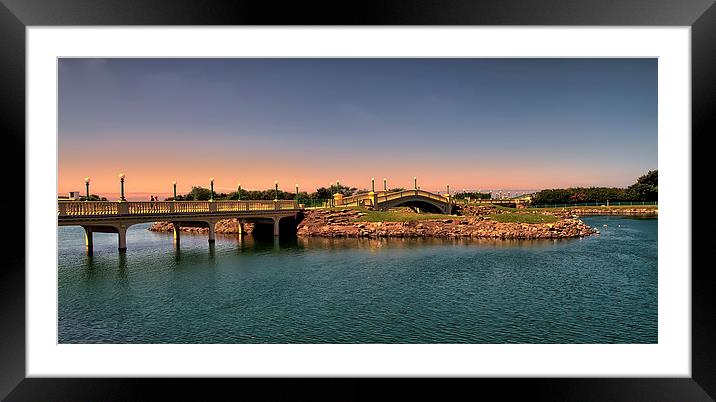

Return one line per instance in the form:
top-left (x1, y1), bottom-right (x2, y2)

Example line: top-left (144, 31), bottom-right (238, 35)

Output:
top-left (58, 200), bottom-right (300, 222)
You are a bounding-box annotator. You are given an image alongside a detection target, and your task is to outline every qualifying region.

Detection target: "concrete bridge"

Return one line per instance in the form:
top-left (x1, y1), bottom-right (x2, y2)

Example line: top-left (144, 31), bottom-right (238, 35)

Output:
top-left (58, 200), bottom-right (302, 254)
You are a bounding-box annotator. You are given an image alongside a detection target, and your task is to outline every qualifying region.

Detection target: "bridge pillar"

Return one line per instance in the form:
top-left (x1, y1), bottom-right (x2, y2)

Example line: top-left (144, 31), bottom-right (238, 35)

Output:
top-left (207, 221), bottom-right (216, 243)
top-left (273, 217), bottom-right (280, 236)
top-left (83, 226), bottom-right (93, 256)
top-left (237, 220), bottom-right (245, 236)
top-left (117, 226), bottom-right (127, 252)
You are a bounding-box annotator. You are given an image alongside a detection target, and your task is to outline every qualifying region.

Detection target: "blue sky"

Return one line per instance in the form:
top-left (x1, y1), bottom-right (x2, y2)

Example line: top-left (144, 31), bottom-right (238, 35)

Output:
top-left (59, 58), bottom-right (657, 195)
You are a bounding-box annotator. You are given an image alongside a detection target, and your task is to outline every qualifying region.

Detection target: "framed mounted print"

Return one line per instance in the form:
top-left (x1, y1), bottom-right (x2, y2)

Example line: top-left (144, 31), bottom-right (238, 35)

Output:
top-left (1, 0), bottom-right (713, 400)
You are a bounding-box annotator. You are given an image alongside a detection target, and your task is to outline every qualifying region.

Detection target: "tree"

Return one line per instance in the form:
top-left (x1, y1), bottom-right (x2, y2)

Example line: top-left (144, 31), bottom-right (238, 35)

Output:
top-left (184, 186), bottom-right (212, 201)
top-left (78, 194), bottom-right (107, 201)
top-left (530, 170), bottom-right (658, 205)
top-left (313, 187), bottom-right (332, 199)
top-left (627, 170), bottom-right (658, 201)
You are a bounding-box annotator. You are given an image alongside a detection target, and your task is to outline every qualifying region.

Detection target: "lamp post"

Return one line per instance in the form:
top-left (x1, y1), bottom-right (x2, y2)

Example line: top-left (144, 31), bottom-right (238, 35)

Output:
top-left (371, 177), bottom-right (375, 193)
top-left (172, 181), bottom-right (177, 200)
top-left (447, 184), bottom-right (450, 196)
top-left (119, 173), bottom-right (126, 202)
top-left (237, 183), bottom-right (241, 201)
top-left (84, 177), bottom-right (90, 201)
top-left (414, 177), bottom-right (417, 190)
top-left (383, 178), bottom-right (387, 192)
top-left (274, 180), bottom-right (278, 201)
top-left (328, 182), bottom-right (334, 207)
top-left (209, 178), bottom-right (214, 201)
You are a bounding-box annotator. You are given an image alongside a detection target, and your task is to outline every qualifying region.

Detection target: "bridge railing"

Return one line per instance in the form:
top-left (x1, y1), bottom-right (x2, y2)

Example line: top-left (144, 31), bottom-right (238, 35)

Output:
top-left (215, 200), bottom-right (297, 211)
top-left (340, 193), bottom-right (372, 204)
top-left (128, 201), bottom-right (176, 214)
top-left (60, 201), bottom-right (119, 216)
top-left (298, 199), bottom-right (331, 208)
top-left (58, 200), bottom-right (300, 217)
top-left (173, 201), bottom-right (212, 213)
top-left (468, 199), bottom-right (519, 203)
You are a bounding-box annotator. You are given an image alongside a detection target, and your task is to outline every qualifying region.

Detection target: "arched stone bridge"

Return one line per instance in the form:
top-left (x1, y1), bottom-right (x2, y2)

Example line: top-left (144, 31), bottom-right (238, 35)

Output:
top-left (336, 189), bottom-right (529, 213)
top-left (337, 190), bottom-right (455, 214)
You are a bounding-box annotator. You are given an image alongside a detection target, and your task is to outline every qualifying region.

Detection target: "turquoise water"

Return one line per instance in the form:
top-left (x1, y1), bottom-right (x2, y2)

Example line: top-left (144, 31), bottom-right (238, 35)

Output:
top-left (58, 216), bottom-right (657, 343)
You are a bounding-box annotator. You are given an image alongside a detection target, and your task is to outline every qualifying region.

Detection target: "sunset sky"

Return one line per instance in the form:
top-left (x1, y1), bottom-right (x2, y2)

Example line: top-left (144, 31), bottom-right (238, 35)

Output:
top-left (58, 58), bottom-right (657, 200)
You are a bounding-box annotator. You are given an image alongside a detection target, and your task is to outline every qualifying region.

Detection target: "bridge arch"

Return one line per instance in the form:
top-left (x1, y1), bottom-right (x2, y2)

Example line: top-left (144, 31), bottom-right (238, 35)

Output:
top-left (375, 192), bottom-right (453, 214)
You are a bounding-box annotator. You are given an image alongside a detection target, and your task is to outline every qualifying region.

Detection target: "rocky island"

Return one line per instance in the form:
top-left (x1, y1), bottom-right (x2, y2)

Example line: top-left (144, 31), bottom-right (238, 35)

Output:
top-left (149, 205), bottom-right (610, 239)
top-left (294, 206), bottom-right (597, 239)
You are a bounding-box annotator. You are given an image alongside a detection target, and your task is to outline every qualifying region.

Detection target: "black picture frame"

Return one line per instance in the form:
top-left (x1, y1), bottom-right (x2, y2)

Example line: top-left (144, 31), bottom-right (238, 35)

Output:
top-left (1, 1), bottom-right (713, 400)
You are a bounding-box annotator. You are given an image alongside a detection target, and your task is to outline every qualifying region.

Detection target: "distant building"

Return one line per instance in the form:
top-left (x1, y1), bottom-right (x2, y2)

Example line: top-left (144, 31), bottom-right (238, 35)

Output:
top-left (58, 191), bottom-right (81, 201)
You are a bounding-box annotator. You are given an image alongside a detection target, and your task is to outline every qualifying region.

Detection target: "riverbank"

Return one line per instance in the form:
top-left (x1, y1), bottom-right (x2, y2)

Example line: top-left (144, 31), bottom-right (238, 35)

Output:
top-left (536, 206), bottom-right (658, 218)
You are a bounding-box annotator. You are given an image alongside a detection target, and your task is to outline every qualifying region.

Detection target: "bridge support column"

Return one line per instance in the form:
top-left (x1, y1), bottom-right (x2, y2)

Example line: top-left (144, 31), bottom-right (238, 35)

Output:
top-left (83, 226), bottom-right (93, 256)
top-left (273, 217), bottom-right (280, 236)
top-left (117, 226), bottom-right (127, 252)
top-left (237, 220), bottom-right (245, 236)
top-left (172, 222), bottom-right (181, 246)
top-left (207, 221), bottom-right (216, 243)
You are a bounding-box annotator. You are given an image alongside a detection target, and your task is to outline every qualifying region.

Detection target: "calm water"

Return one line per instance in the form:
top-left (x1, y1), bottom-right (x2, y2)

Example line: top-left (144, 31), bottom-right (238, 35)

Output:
top-left (58, 216), bottom-right (657, 344)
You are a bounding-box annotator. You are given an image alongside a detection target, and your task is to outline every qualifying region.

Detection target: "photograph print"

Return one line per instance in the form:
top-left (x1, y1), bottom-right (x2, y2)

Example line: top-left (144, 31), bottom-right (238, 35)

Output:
top-left (57, 58), bottom-right (658, 344)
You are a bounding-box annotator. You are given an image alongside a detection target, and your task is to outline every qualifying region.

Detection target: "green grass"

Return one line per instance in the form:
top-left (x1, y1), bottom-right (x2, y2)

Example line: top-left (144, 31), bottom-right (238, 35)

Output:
top-left (318, 206), bottom-right (561, 224)
top-left (493, 205), bottom-right (518, 212)
top-left (352, 209), bottom-right (454, 222)
top-left (489, 213), bottom-right (558, 224)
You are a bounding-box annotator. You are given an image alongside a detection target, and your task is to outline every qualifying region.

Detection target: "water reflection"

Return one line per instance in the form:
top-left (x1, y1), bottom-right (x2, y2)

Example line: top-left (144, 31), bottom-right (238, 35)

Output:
top-left (210, 230), bottom-right (589, 254)
top-left (228, 234), bottom-right (302, 254)
top-left (81, 254), bottom-right (96, 280)
top-left (116, 252), bottom-right (129, 282)
top-left (208, 242), bottom-right (216, 259)
top-left (295, 236), bottom-right (584, 251)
